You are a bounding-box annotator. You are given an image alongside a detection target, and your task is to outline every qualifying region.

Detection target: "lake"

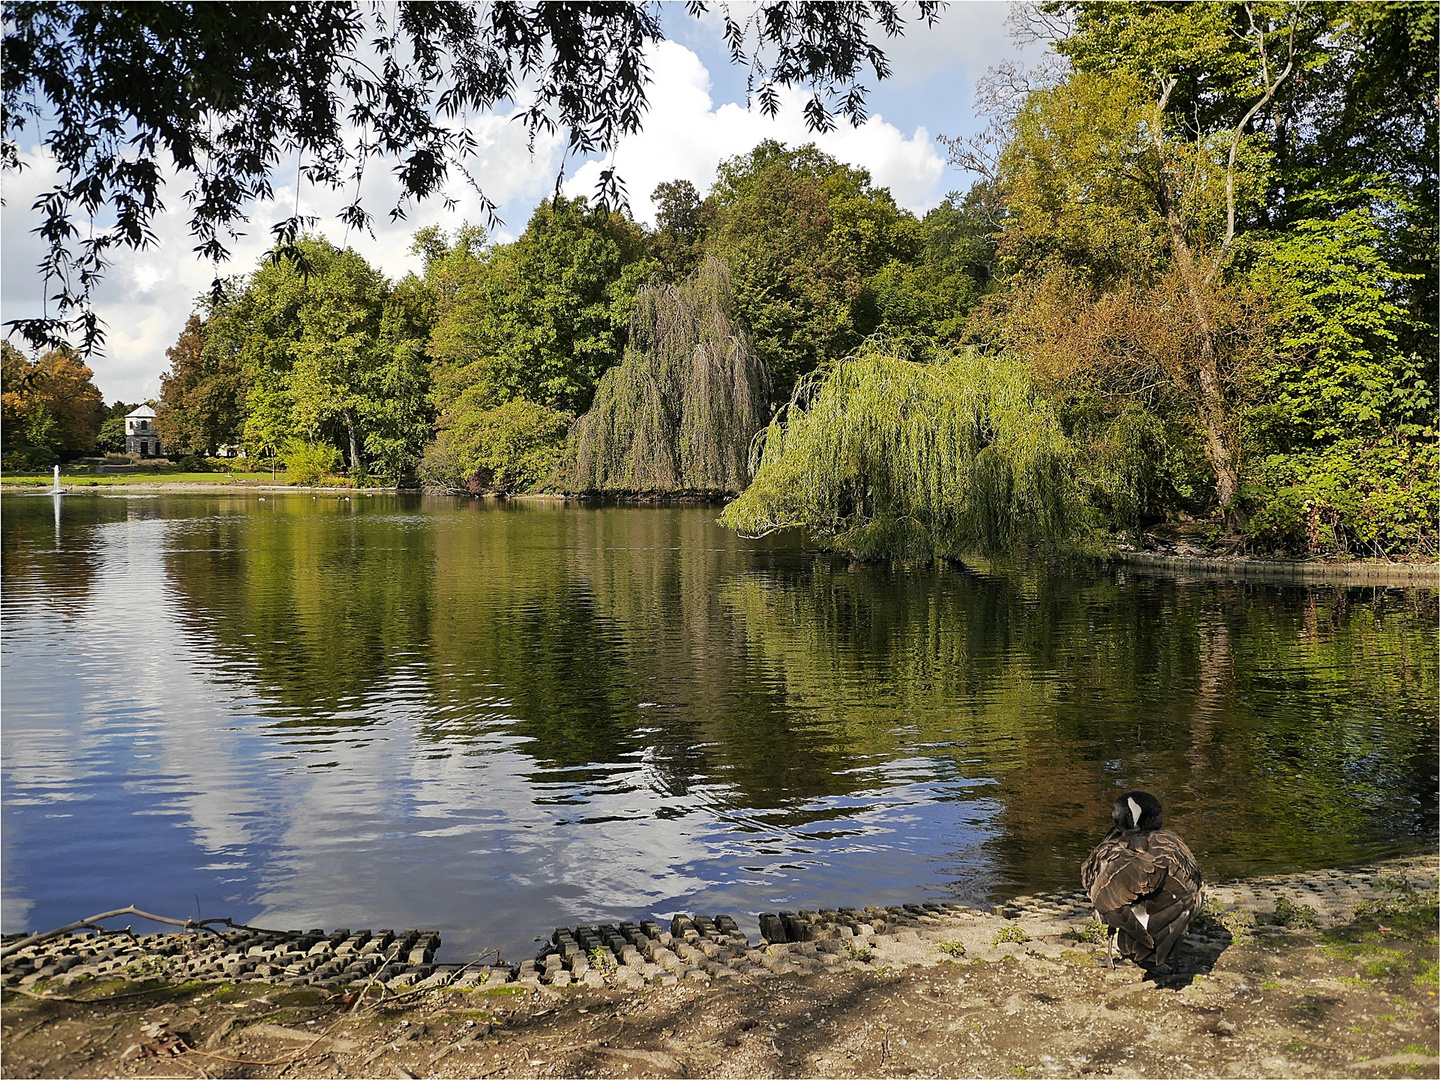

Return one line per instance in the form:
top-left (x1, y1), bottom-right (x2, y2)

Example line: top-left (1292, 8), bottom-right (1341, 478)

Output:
top-left (2, 493), bottom-right (1435, 961)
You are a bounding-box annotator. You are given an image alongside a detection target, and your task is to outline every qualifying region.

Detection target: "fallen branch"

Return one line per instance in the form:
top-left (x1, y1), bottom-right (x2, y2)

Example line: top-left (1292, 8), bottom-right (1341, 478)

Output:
top-left (1, 906), bottom-right (269, 960)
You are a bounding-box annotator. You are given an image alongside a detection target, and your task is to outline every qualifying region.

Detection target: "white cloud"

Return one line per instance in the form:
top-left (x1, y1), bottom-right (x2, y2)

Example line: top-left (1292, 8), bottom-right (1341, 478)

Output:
top-left (564, 41), bottom-right (946, 226)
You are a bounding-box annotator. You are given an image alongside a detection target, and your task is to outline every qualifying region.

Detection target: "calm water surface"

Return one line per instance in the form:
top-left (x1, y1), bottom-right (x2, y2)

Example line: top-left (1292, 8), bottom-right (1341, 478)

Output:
top-left (3, 493), bottom-right (1435, 959)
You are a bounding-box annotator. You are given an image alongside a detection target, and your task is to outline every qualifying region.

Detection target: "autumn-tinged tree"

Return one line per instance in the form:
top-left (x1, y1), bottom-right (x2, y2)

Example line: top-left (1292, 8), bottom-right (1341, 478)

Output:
top-left (0, 339), bottom-right (104, 456)
top-left (155, 313), bottom-right (248, 456)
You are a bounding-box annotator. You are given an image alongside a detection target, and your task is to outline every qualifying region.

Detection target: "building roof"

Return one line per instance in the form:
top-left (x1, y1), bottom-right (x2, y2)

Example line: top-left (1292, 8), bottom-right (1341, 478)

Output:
top-left (126, 405), bottom-right (157, 419)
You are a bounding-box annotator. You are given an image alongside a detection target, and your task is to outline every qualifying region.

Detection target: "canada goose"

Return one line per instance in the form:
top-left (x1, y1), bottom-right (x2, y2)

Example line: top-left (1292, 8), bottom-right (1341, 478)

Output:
top-left (1080, 790), bottom-right (1203, 973)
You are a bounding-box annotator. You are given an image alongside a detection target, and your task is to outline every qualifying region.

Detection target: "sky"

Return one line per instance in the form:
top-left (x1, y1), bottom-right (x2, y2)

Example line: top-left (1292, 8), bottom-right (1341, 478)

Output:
top-left (0, 1), bottom-right (1040, 405)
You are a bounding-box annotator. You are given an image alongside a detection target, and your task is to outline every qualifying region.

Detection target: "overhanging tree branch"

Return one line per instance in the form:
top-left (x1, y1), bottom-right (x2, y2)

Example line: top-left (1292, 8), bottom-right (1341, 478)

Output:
top-left (2, 1), bottom-right (946, 356)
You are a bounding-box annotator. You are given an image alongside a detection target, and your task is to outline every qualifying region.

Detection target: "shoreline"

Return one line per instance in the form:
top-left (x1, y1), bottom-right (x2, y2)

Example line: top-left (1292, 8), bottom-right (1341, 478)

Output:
top-left (9, 482), bottom-right (1436, 585)
top-left (2, 854), bottom-right (1435, 1078)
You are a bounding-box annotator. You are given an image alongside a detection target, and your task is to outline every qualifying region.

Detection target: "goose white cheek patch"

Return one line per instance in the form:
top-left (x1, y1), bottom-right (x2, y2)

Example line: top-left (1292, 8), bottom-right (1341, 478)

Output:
top-left (1128, 797), bottom-right (1142, 827)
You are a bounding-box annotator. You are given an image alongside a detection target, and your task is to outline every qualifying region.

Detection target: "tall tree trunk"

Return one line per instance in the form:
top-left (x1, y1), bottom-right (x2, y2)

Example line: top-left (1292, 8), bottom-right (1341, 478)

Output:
top-left (1165, 223), bottom-right (1241, 513)
top-left (1148, 79), bottom-right (1242, 519)
top-left (344, 408), bottom-right (361, 475)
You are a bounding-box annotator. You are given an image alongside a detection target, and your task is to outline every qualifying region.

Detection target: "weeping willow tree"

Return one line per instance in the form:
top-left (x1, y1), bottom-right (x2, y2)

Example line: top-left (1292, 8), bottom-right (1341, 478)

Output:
top-left (719, 345), bottom-right (1095, 560)
top-left (568, 256), bottom-right (770, 493)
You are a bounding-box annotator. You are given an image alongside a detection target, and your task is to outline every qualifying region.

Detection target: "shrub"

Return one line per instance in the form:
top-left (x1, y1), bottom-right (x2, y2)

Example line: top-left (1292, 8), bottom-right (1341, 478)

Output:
top-left (176, 455), bottom-right (214, 472)
top-left (1, 446), bottom-right (56, 473)
top-left (1242, 439), bottom-right (1438, 559)
top-left (283, 440), bottom-right (341, 486)
top-left (420, 398), bottom-right (570, 493)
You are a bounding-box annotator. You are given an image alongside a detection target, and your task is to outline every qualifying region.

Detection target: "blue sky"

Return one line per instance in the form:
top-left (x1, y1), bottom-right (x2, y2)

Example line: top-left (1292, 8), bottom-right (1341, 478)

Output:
top-left (1, 2), bottom-right (1040, 404)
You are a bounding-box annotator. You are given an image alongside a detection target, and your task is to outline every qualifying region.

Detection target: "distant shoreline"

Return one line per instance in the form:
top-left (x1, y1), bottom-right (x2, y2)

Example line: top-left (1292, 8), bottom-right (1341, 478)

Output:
top-left (6, 482), bottom-right (1436, 583)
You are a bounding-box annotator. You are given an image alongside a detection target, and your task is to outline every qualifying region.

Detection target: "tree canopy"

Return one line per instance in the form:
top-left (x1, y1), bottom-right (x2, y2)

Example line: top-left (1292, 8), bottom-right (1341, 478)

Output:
top-left (0, 340), bottom-right (104, 460)
top-left (2, 0), bottom-right (941, 354)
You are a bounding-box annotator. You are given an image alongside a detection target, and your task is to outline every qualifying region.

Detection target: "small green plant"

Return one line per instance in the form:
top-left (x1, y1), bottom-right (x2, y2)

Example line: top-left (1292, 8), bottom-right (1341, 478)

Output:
top-left (1066, 918), bottom-right (1108, 945)
top-left (1413, 959), bottom-right (1438, 988)
top-left (993, 925), bottom-right (1030, 946)
top-left (938, 941), bottom-right (967, 958)
top-left (1197, 899), bottom-right (1255, 944)
top-left (843, 940), bottom-right (874, 962)
top-left (1272, 895), bottom-right (1319, 929)
top-left (588, 946), bottom-right (616, 974)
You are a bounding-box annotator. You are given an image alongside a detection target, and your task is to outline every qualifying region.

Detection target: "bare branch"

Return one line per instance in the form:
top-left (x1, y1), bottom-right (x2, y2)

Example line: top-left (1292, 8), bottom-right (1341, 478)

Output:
top-left (1, 906), bottom-right (271, 960)
top-left (1220, 3), bottom-right (1299, 264)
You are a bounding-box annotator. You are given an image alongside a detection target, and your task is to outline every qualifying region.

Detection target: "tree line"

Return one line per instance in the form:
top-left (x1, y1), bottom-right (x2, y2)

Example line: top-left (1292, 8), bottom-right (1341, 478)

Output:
top-left (8, 2), bottom-right (1435, 560)
top-left (148, 137), bottom-right (994, 494)
top-left (729, 0), bottom-right (1435, 559)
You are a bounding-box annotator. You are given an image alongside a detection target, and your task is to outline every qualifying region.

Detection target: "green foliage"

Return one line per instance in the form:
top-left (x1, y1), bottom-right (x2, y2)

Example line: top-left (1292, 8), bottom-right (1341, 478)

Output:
top-left (993, 925), bottom-right (1030, 946)
top-left (1250, 193), bottom-right (1434, 449)
top-left (719, 346), bottom-right (1092, 560)
top-left (95, 415), bottom-right (128, 454)
top-left (2, 446), bottom-right (55, 472)
top-left (420, 398), bottom-right (571, 494)
top-left (867, 188), bottom-right (996, 352)
top-left (567, 256), bottom-right (770, 493)
top-left (1071, 404), bottom-right (1201, 529)
top-left (426, 199), bottom-right (653, 418)
top-left (214, 236), bottom-right (432, 481)
top-left (282, 440), bottom-right (341, 487)
top-left (938, 940), bottom-right (967, 957)
top-left (707, 140), bottom-right (924, 403)
top-left (1243, 440), bottom-right (1438, 559)
top-left (650, 179), bottom-right (716, 280)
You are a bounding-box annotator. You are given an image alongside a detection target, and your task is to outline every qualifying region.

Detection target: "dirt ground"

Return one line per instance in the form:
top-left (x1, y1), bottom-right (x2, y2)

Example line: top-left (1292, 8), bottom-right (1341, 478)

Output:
top-left (4, 870), bottom-right (1436, 1080)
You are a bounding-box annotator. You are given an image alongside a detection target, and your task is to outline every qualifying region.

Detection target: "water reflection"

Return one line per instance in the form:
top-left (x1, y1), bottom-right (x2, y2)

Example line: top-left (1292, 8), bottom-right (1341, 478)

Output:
top-left (2, 494), bottom-right (1434, 959)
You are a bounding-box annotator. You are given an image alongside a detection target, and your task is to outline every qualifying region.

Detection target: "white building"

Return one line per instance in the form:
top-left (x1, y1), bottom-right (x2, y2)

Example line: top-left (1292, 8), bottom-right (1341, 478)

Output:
top-left (125, 405), bottom-right (163, 457)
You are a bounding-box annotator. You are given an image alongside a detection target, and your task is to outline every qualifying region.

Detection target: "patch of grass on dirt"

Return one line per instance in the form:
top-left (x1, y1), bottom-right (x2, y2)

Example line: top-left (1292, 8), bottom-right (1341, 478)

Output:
top-left (1272, 895), bottom-right (1319, 929)
top-left (1195, 897), bottom-right (1255, 943)
top-left (993, 926), bottom-right (1030, 946)
top-left (1412, 959), bottom-right (1437, 988)
top-left (1065, 918), bottom-right (1108, 944)
top-left (938, 941), bottom-right (967, 958)
top-left (1351, 886), bottom-right (1439, 938)
top-left (843, 940), bottom-right (874, 962)
top-left (477, 985), bottom-right (528, 997)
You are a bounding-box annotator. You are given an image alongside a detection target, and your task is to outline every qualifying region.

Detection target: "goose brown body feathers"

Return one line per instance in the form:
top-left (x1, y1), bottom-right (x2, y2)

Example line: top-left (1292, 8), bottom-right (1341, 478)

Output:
top-left (1080, 791), bottom-right (1203, 969)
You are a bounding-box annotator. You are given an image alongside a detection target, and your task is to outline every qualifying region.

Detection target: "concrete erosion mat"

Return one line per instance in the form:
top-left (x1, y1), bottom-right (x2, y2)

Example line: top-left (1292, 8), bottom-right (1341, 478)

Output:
top-left (1, 854), bottom-right (1435, 1078)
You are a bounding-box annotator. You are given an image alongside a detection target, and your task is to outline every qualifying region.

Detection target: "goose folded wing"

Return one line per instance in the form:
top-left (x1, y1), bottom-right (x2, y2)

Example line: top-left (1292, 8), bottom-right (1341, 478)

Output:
top-left (1089, 847), bottom-right (1166, 948)
top-left (1143, 884), bottom-right (1196, 965)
